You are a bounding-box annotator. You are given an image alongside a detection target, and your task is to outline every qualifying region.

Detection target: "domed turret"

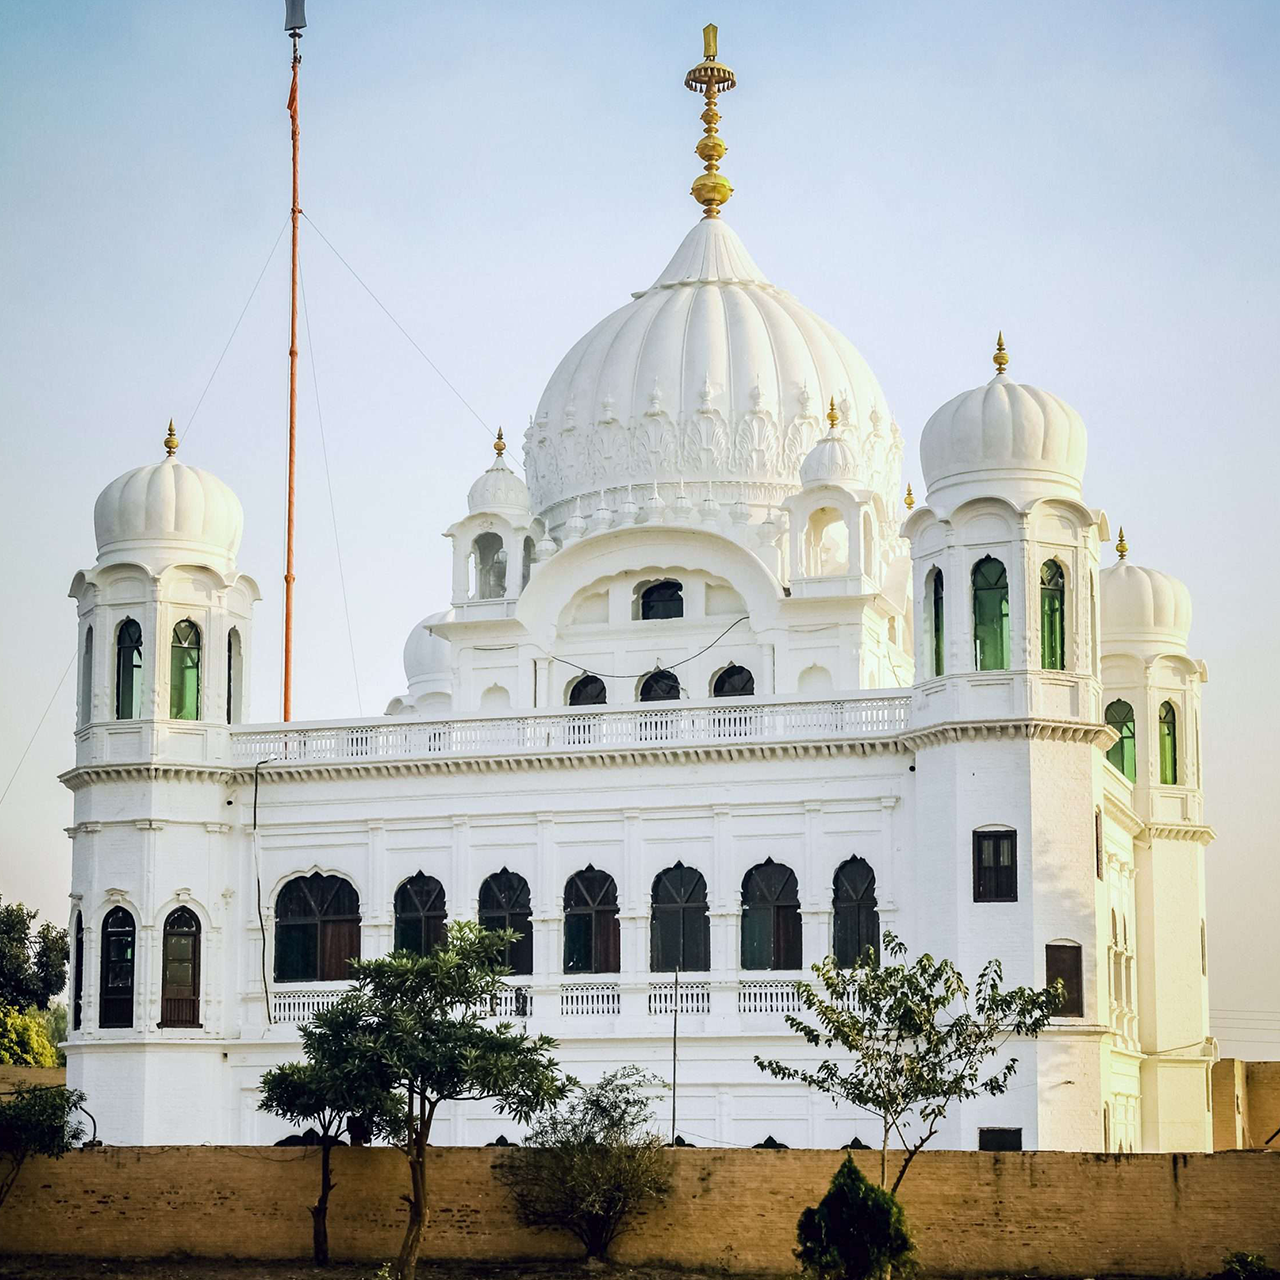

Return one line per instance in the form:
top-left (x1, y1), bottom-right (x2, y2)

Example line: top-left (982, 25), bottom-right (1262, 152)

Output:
top-left (467, 429), bottom-right (529, 516)
top-left (1100, 531), bottom-right (1192, 654)
top-left (404, 611), bottom-right (454, 691)
top-left (919, 336), bottom-right (1087, 511)
top-left (799, 399), bottom-right (861, 489)
top-left (93, 421), bottom-right (243, 571)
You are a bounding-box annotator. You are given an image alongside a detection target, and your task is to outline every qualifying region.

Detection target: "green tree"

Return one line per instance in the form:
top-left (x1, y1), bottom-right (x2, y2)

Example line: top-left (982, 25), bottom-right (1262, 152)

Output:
top-left (495, 1066), bottom-right (671, 1260)
top-left (260, 998), bottom-right (403, 1266)
top-left (0, 1007), bottom-right (59, 1068)
top-left (756, 932), bottom-right (1062, 1192)
top-left (795, 1155), bottom-right (916, 1280)
top-left (0, 1084), bottom-right (86, 1209)
top-left (0, 898), bottom-right (69, 1012)
top-left (305, 921), bottom-right (566, 1280)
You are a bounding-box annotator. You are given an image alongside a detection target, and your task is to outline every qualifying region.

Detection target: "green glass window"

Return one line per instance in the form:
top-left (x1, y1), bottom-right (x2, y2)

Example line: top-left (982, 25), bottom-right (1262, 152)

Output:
top-left (1040, 561), bottom-right (1065, 670)
top-left (931, 569), bottom-right (945, 677)
top-left (169, 620), bottom-right (201, 720)
top-left (115, 618), bottom-right (143, 719)
top-left (1159, 701), bottom-right (1178, 784)
top-left (1105, 700), bottom-right (1136, 780)
top-left (972, 557), bottom-right (1009, 671)
top-left (394, 872), bottom-right (447, 955)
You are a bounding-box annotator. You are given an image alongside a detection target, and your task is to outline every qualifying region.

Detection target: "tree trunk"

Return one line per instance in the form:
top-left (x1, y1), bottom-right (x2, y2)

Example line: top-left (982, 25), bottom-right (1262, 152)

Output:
top-left (395, 1097), bottom-right (436, 1280)
top-left (310, 1137), bottom-right (333, 1266)
top-left (880, 1120), bottom-right (889, 1188)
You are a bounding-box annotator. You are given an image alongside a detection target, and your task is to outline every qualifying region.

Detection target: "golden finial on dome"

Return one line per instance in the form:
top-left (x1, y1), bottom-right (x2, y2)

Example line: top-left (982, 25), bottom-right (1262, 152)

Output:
top-left (684, 24), bottom-right (737, 219)
top-left (1116, 526), bottom-right (1128, 560)
top-left (993, 331), bottom-right (1009, 376)
top-left (904, 483), bottom-right (915, 511)
top-left (827, 397), bottom-right (839, 431)
top-left (493, 426), bottom-right (506, 457)
top-left (163, 419), bottom-right (179, 457)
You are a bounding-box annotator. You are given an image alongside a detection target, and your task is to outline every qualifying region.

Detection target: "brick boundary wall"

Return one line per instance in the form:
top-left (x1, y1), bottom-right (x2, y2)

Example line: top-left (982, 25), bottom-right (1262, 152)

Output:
top-left (2, 1147), bottom-right (1278, 1276)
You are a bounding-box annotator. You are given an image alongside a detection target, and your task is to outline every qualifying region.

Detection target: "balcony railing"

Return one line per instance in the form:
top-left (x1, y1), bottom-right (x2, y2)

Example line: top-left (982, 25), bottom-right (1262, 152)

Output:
top-left (560, 983), bottom-right (621, 1017)
top-left (270, 983), bottom-right (349, 1024)
top-left (231, 693), bottom-right (911, 769)
top-left (738, 979), bottom-right (804, 1015)
top-left (648, 981), bottom-right (711, 1016)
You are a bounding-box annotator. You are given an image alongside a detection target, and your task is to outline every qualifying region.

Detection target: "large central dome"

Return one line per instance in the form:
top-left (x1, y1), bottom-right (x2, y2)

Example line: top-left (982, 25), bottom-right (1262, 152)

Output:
top-left (522, 217), bottom-right (901, 534)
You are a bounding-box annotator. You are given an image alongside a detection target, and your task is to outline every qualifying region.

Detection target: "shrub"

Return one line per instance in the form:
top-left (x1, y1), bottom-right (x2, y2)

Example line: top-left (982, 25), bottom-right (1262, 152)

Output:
top-left (796, 1154), bottom-right (916, 1280)
top-left (0, 1006), bottom-right (59, 1068)
top-left (1218, 1253), bottom-right (1279, 1280)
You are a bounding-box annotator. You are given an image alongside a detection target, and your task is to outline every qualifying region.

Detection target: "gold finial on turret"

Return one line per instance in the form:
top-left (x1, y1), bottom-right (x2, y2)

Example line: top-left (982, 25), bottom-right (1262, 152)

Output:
top-left (1116, 526), bottom-right (1128, 560)
top-left (684, 24), bottom-right (737, 219)
top-left (163, 419), bottom-right (179, 457)
top-left (493, 426), bottom-right (506, 457)
top-left (904, 483), bottom-right (915, 511)
top-left (993, 331), bottom-right (1009, 376)
top-left (827, 397), bottom-right (839, 431)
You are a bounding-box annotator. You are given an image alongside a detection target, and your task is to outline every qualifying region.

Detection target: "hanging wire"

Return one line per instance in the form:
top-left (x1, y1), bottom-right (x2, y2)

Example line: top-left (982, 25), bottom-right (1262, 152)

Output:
top-left (180, 217), bottom-right (289, 446)
top-left (0, 652), bottom-right (75, 812)
top-left (300, 212), bottom-right (496, 442)
top-left (298, 253), bottom-right (364, 714)
top-left (541, 615), bottom-right (749, 680)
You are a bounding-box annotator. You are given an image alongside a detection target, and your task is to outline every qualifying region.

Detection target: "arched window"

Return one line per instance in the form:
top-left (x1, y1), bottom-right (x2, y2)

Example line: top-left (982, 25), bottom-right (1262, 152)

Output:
top-left (833, 857), bottom-right (879, 967)
top-left (640, 580), bottom-right (683, 620)
top-left (115, 618), bottom-right (143, 720)
top-left (973, 829), bottom-right (1017, 902)
top-left (861, 511), bottom-right (875, 578)
top-left (226, 628), bottom-right (243, 724)
top-left (72, 911), bottom-right (84, 1031)
top-left (713, 665), bottom-right (754, 697)
top-left (479, 869), bottom-right (533, 976)
top-left (1046, 942), bottom-right (1084, 1017)
top-left (472, 532), bottom-right (507, 600)
top-left (930, 568), bottom-right (945, 677)
top-left (1040, 561), bottom-right (1065, 670)
top-left (639, 669), bottom-right (680, 702)
top-left (394, 873), bottom-right (448, 955)
top-left (1105, 700), bottom-right (1136, 780)
top-left (805, 508), bottom-right (849, 576)
top-left (563, 867), bottom-right (620, 974)
top-left (169, 620), bottom-right (201, 720)
top-left (160, 907), bottom-right (201, 1028)
top-left (79, 627), bottom-right (93, 727)
top-left (1159, 701), bottom-right (1178, 784)
top-left (972, 557), bottom-right (1009, 671)
top-left (741, 860), bottom-right (802, 971)
top-left (521, 537), bottom-right (535, 592)
top-left (651, 863), bottom-right (710, 972)
top-left (568, 675), bottom-right (607, 706)
top-left (99, 905), bottom-right (136, 1028)
top-left (274, 873), bottom-right (361, 983)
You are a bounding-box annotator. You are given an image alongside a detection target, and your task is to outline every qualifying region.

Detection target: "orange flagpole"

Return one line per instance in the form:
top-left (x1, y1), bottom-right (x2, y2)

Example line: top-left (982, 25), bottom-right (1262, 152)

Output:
top-left (284, 40), bottom-right (301, 721)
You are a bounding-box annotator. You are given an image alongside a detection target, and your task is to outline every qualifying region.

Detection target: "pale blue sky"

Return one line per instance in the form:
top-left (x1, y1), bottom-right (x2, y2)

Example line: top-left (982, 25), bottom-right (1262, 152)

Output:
top-left (1, 1), bottom-right (1276, 1028)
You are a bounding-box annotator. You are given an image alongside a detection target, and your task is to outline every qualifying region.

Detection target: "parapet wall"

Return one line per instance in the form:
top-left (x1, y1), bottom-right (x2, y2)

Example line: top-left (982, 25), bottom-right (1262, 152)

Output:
top-left (3, 1146), bottom-right (1279, 1275)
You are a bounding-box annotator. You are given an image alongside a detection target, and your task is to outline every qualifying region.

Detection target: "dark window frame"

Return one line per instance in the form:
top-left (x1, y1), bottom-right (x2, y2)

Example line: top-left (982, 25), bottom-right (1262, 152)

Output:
top-left (479, 868), bottom-right (533, 976)
top-left (978, 1127), bottom-right (1023, 1152)
top-left (931, 568), bottom-right (945, 677)
top-left (1040, 560), bottom-right (1066, 670)
top-left (741, 860), bottom-right (802, 971)
top-left (972, 829), bottom-right (1018, 903)
top-left (650, 862), bottom-right (711, 973)
top-left (639, 579), bottom-right (684, 620)
top-left (1159, 701), bottom-right (1178, 785)
top-left (568, 674), bottom-right (607, 706)
top-left (563, 866), bottom-right (620, 975)
top-left (1105, 699), bottom-right (1137, 781)
top-left (1046, 942), bottom-right (1084, 1017)
top-left (115, 618), bottom-right (144, 720)
top-left (712, 664), bottom-right (755, 698)
top-left (160, 906), bottom-right (201, 1028)
top-left (99, 905), bottom-right (136, 1029)
top-left (639, 669), bottom-right (681, 703)
top-left (394, 872), bottom-right (448, 956)
top-left (72, 911), bottom-right (84, 1031)
top-left (274, 873), bottom-right (362, 983)
top-left (833, 856), bottom-right (880, 967)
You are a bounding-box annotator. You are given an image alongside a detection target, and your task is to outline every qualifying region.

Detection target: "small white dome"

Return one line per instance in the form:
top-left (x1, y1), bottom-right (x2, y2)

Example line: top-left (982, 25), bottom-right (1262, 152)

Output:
top-left (800, 421), bottom-right (860, 489)
top-left (467, 446), bottom-right (530, 517)
top-left (1101, 560), bottom-right (1192, 652)
top-left (94, 453), bottom-right (243, 570)
top-left (919, 368), bottom-right (1087, 509)
top-left (404, 611), bottom-right (454, 687)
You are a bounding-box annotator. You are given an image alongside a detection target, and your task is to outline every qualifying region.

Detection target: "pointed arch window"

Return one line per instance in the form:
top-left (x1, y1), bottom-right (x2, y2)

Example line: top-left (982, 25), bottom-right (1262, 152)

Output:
top-left (640, 580), bottom-right (683, 620)
top-left (1040, 561), bottom-right (1066, 670)
top-left (99, 905), bottom-right (136, 1028)
top-left (931, 568), bottom-right (945, 677)
top-left (651, 863), bottom-right (710, 972)
top-left (169, 620), bottom-right (201, 720)
top-left (226, 627), bottom-right (243, 724)
top-left (741, 860), bottom-right (802, 971)
top-left (394, 873), bottom-right (447, 956)
top-left (713, 665), bottom-right (754, 697)
top-left (521, 536), bottom-right (535, 592)
top-left (79, 627), bottom-right (94, 727)
top-left (1159, 701), bottom-right (1178, 784)
top-left (1105, 700), bottom-right (1136, 780)
top-left (972, 557), bottom-right (1010, 671)
top-left (639, 670), bottom-right (680, 702)
top-left (274, 873), bottom-right (361, 983)
top-left (161, 907), bottom-right (201, 1027)
top-left (479, 869), bottom-right (533, 976)
top-left (563, 867), bottom-right (620, 974)
top-left (471, 532), bottom-right (507, 600)
top-left (568, 675), bottom-right (606, 706)
top-left (833, 857), bottom-right (880, 967)
top-left (115, 618), bottom-right (143, 719)
top-left (72, 911), bottom-right (84, 1031)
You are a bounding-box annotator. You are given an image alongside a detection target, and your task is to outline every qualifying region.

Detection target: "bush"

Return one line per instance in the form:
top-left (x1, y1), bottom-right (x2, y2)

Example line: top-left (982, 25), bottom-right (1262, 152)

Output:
top-left (0, 1082), bottom-right (86, 1209)
top-left (0, 1006), bottom-right (59, 1068)
top-left (1218, 1253), bottom-right (1279, 1280)
top-left (796, 1155), bottom-right (916, 1280)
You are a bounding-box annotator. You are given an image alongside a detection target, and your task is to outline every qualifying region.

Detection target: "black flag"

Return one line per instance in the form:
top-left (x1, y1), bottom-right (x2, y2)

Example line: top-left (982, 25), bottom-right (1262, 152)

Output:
top-left (285, 0), bottom-right (306, 32)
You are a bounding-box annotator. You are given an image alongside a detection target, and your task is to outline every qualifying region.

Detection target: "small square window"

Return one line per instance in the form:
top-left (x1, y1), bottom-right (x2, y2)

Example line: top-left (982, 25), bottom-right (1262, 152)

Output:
top-left (973, 830), bottom-right (1017, 902)
top-left (978, 1127), bottom-right (1023, 1152)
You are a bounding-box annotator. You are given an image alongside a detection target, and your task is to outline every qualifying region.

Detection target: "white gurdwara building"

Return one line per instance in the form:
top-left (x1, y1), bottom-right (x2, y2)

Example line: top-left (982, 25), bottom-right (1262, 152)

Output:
top-left (61, 41), bottom-right (1215, 1154)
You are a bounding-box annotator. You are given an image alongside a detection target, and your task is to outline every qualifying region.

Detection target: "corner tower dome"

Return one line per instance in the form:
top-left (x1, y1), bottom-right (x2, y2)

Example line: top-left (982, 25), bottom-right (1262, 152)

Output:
top-left (467, 429), bottom-right (530, 516)
top-left (93, 422), bottom-right (244, 572)
top-left (919, 335), bottom-right (1087, 512)
top-left (1100, 535), bottom-right (1192, 654)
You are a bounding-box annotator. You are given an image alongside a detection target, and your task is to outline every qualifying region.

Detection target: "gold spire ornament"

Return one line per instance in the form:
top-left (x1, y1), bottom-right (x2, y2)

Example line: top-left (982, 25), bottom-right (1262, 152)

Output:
top-left (684, 24), bottom-right (737, 218)
top-left (826, 396), bottom-right (840, 431)
top-left (993, 331), bottom-right (1009, 376)
top-left (494, 426), bottom-right (506, 457)
top-left (904, 483), bottom-right (915, 511)
top-left (1116, 526), bottom-right (1128, 560)
top-left (163, 419), bottom-right (179, 457)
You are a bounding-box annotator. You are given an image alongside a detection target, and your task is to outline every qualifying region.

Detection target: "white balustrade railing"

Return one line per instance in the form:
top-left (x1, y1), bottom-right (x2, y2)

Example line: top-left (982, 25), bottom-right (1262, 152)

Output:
top-left (648, 981), bottom-right (711, 1016)
top-left (560, 983), bottom-right (621, 1017)
top-left (488, 985), bottom-right (534, 1019)
top-left (231, 694), bottom-right (911, 769)
top-left (738, 979), bottom-right (804, 1016)
top-left (270, 983), bottom-right (350, 1024)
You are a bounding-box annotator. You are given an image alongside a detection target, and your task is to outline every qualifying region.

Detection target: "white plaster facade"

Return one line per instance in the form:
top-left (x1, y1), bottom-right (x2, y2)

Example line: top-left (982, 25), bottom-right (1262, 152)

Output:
top-left (61, 206), bottom-right (1215, 1154)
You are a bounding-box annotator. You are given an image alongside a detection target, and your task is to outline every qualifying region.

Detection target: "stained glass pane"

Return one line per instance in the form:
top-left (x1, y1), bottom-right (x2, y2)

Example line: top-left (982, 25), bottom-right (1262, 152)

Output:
top-left (1159, 702), bottom-right (1178, 784)
top-left (169, 621), bottom-right (201, 720)
top-left (1040, 562), bottom-right (1065, 670)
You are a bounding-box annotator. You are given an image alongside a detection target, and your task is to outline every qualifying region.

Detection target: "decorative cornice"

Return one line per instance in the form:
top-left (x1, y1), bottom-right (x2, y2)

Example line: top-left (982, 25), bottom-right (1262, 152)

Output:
top-left (60, 763), bottom-right (238, 792)
top-left (901, 718), bottom-right (1115, 750)
top-left (1103, 792), bottom-right (1145, 838)
top-left (1143, 822), bottom-right (1216, 847)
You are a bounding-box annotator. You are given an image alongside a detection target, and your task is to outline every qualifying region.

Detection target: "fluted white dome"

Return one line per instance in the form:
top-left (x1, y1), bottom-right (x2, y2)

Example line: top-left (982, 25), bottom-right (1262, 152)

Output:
top-left (468, 452), bottom-right (530, 517)
top-left (404, 611), bottom-right (454, 688)
top-left (919, 371), bottom-right (1087, 510)
top-left (1101, 561), bottom-right (1192, 652)
top-left (800, 422), bottom-right (860, 489)
top-left (522, 217), bottom-right (901, 533)
top-left (94, 455), bottom-right (243, 570)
